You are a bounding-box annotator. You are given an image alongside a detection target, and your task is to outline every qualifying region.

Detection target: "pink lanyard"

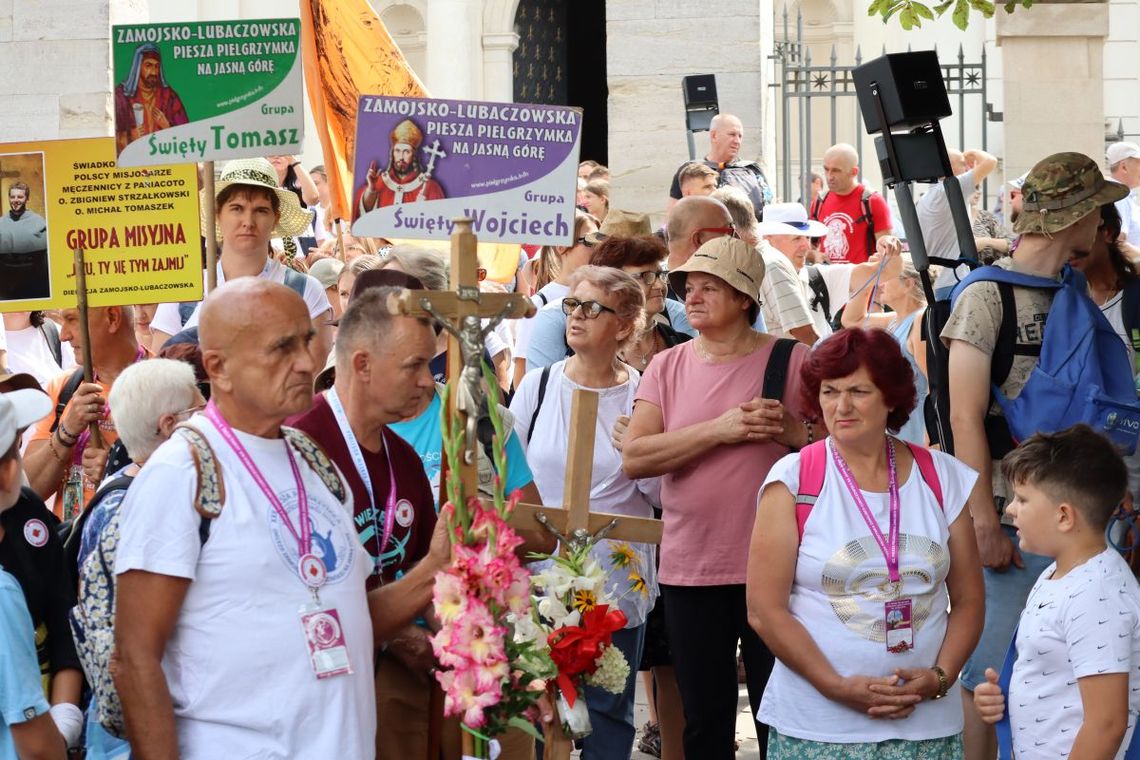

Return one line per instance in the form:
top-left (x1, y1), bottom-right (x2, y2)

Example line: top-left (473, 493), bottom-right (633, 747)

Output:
top-left (831, 437), bottom-right (902, 584)
top-left (203, 400), bottom-right (315, 585)
top-left (72, 345), bottom-right (147, 465)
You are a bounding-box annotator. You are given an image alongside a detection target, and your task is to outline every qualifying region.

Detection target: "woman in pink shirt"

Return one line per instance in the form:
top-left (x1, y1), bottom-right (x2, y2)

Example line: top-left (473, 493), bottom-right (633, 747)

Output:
top-left (623, 237), bottom-right (815, 759)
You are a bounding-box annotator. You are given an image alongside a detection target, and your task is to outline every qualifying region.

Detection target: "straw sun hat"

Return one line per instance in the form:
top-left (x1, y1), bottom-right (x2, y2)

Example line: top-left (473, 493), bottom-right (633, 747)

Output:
top-left (200, 157), bottom-right (314, 240)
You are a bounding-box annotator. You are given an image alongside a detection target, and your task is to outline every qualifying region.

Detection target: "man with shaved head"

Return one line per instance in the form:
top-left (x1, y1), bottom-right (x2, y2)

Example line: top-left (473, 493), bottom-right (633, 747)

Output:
top-left (667, 113), bottom-right (773, 221)
top-left (113, 279), bottom-right (449, 759)
top-left (810, 142), bottom-right (893, 264)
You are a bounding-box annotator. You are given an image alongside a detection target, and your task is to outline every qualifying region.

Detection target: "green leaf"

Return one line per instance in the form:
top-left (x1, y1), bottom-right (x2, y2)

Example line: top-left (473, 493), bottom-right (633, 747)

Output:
top-left (952, 0), bottom-right (969, 29)
top-left (508, 716), bottom-right (544, 740)
top-left (913, 2), bottom-right (935, 20)
top-left (969, 0), bottom-right (995, 16)
top-left (1020, 0), bottom-right (1033, 8)
top-left (1003, 0), bottom-right (1016, 11)
top-left (933, 0), bottom-right (953, 12)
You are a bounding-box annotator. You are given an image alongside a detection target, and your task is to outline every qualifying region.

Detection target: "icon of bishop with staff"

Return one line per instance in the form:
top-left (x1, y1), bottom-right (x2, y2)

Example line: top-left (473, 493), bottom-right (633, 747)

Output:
top-left (354, 118), bottom-right (447, 216)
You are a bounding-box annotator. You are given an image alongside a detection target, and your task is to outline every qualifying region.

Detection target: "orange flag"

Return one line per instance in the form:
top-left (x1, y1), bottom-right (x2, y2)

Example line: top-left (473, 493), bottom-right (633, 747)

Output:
top-left (299, 0), bottom-right (428, 224)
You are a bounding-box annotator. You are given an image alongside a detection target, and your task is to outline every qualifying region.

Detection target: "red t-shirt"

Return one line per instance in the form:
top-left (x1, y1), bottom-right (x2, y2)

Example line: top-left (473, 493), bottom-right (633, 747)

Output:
top-left (812, 184), bottom-right (891, 264)
top-left (288, 394), bottom-right (436, 590)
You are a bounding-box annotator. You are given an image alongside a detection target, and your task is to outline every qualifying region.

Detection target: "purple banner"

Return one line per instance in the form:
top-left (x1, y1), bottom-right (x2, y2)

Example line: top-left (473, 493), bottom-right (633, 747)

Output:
top-left (350, 95), bottom-right (581, 245)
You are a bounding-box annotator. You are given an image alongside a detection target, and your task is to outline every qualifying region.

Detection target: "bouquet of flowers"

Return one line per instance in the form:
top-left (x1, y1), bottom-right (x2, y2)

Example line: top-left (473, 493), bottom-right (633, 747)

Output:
top-left (514, 538), bottom-right (642, 740)
top-left (429, 374), bottom-right (556, 757)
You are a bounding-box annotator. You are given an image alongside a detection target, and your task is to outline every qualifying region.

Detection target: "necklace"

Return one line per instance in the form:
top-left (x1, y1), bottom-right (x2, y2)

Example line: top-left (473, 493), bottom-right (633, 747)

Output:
top-left (695, 332), bottom-right (760, 363)
top-left (622, 327), bottom-right (659, 369)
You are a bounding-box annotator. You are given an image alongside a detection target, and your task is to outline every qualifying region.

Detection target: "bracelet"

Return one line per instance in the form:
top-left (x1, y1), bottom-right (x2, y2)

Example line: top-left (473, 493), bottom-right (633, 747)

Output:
top-left (930, 665), bottom-right (949, 700)
top-left (56, 423), bottom-right (78, 447)
top-left (47, 435), bottom-right (69, 464)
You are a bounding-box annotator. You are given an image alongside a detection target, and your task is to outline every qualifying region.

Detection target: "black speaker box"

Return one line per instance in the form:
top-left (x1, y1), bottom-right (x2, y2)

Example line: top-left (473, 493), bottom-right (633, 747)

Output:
top-left (683, 74), bottom-right (718, 110)
top-left (853, 52), bottom-right (952, 134)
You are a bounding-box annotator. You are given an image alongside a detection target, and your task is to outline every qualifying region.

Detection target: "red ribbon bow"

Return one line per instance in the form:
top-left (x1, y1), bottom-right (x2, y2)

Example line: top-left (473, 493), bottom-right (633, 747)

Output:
top-left (547, 604), bottom-right (627, 707)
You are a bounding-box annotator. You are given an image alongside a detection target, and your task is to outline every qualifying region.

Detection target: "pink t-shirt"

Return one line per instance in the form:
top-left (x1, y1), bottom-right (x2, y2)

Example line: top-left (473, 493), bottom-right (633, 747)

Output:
top-left (635, 339), bottom-right (811, 586)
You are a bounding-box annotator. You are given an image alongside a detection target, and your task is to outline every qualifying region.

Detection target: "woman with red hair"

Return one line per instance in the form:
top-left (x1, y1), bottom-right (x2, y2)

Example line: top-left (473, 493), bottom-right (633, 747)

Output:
top-left (746, 328), bottom-right (985, 759)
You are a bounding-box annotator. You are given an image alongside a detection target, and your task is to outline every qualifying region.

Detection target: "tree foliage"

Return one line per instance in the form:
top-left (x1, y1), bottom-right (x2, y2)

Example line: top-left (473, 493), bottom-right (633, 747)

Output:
top-left (868, 0), bottom-right (1034, 30)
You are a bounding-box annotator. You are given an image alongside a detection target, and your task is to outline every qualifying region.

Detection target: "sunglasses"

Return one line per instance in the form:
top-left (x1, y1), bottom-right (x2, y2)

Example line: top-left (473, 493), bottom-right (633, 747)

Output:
top-left (693, 226), bottom-right (738, 240)
top-left (576, 233), bottom-right (608, 248)
top-left (561, 298), bottom-right (617, 319)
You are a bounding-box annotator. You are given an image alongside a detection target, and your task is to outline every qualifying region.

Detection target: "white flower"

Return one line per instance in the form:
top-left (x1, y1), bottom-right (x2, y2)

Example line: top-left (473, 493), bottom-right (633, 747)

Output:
top-left (509, 612), bottom-right (545, 646)
top-left (585, 643), bottom-right (630, 695)
top-left (532, 563), bottom-right (576, 598)
top-left (536, 596), bottom-right (580, 628)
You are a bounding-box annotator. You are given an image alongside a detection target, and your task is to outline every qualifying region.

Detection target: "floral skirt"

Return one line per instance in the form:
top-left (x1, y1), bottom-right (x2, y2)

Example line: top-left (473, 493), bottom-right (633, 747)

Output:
top-left (768, 730), bottom-right (964, 760)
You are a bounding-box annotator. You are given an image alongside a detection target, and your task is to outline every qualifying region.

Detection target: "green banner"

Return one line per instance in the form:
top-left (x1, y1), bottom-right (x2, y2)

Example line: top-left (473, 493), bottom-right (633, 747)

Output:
top-left (112, 18), bottom-right (303, 167)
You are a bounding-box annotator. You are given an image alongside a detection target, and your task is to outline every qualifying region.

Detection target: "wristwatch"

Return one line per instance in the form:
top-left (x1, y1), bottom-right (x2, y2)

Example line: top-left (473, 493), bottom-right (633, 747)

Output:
top-left (930, 665), bottom-right (949, 700)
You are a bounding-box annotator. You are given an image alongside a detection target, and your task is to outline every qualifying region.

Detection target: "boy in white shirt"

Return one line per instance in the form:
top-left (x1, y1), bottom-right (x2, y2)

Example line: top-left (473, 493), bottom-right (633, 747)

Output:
top-left (974, 424), bottom-right (1140, 760)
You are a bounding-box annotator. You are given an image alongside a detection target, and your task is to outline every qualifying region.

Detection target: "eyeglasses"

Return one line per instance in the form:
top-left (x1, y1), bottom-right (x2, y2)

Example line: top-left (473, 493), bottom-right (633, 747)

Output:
top-left (561, 298), bottom-right (617, 319)
top-left (156, 404), bottom-right (205, 434)
top-left (631, 270), bottom-right (668, 286)
top-left (693, 226), bottom-right (738, 240)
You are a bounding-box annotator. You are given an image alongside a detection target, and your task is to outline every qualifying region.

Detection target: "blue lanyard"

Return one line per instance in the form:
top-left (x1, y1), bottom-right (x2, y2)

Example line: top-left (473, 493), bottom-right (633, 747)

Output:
top-left (327, 387), bottom-right (397, 575)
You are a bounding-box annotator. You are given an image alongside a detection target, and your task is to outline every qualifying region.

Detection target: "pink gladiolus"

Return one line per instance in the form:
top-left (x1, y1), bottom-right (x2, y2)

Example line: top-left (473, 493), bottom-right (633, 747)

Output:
top-left (432, 570), bottom-right (469, 625)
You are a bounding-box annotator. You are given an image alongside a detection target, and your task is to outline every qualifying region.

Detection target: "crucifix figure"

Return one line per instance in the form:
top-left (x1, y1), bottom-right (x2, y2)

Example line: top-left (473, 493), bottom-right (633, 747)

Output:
top-left (386, 218), bottom-right (663, 760)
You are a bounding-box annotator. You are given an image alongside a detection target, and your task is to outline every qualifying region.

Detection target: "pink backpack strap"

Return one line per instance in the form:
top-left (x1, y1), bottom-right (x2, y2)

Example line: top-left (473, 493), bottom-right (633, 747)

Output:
top-left (905, 442), bottom-right (944, 512)
top-left (795, 440), bottom-right (829, 542)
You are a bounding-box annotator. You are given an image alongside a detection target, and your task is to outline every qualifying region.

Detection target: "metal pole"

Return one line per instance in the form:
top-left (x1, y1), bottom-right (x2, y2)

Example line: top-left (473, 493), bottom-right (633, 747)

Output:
top-left (957, 45), bottom-right (966, 155)
top-left (203, 160), bottom-right (218, 292)
top-left (981, 46), bottom-right (989, 206)
top-left (686, 130), bottom-right (697, 162)
top-left (829, 46), bottom-right (838, 149)
top-left (934, 120), bottom-right (979, 264)
top-left (803, 47), bottom-right (813, 207)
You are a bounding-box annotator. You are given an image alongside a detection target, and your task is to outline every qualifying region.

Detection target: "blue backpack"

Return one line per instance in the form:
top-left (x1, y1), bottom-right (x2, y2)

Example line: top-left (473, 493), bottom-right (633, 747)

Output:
top-left (950, 264), bottom-right (1140, 455)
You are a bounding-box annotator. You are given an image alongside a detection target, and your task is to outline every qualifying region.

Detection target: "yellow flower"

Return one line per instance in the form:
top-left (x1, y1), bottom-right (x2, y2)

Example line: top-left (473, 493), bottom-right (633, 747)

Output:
top-left (628, 571), bottom-right (648, 597)
top-left (609, 543), bottom-right (637, 569)
top-left (572, 588), bottom-right (597, 613)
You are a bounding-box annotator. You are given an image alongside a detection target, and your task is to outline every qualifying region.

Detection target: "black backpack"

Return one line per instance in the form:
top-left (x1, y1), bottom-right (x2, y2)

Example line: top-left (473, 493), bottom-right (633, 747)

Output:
top-left (810, 188), bottom-right (877, 262)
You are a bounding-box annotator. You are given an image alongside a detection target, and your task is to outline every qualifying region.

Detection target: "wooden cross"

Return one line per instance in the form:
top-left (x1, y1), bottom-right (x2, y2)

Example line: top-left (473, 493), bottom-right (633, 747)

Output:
top-left (387, 218), bottom-right (663, 759)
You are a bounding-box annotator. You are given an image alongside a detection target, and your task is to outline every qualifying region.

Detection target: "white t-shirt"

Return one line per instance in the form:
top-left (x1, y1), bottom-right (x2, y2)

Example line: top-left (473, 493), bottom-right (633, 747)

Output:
top-left (152, 259), bottom-right (332, 336)
top-left (1010, 549), bottom-right (1140, 760)
top-left (2, 324), bottom-right (76, 386)
top-left (918, 171), bottom-right (976, 263)
top-left (800, 263), bottom-right (854, 339)
top-left (114, 417), bottom-right (375, 759)
top-left (759, 245), bottom-right (813, 338)
top-left (509, 360), bottom-right (659, 627)
top-left (1116, 194), bottom-right (1140, 247)
top-left (756, 439), bottom-right (978, 742)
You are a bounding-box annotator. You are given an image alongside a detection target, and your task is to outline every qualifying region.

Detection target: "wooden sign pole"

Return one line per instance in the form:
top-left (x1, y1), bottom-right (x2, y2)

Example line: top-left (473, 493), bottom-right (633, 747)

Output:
top-left (203, 160), bottom-right (217, 292)
top-left (72, 247), bottom-right (102, 447)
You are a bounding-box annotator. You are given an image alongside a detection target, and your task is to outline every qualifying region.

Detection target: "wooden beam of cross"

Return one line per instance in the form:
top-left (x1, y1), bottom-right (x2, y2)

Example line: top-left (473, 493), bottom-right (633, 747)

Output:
top-left (510, 389), bottom-right (664, 551)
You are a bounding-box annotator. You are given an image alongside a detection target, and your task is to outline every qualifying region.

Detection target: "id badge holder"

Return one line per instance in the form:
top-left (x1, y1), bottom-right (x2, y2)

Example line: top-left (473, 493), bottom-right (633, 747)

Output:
top-left (884, 598), bottom-right (914, 654)
top-left (299, 595), bottom-right (353, 679)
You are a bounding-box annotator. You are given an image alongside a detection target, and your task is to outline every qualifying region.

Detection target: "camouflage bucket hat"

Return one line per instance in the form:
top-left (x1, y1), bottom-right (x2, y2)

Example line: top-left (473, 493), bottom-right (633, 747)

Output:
top-left (1013, 151), bottom-right (1128, 235)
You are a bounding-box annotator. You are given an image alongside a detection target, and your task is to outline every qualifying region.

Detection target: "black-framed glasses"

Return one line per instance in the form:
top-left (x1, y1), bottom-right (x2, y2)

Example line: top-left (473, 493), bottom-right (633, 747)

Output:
top-left (631, 270), bottom-right (667, 286)
top-left (561, 298), bottom-right (617, 319)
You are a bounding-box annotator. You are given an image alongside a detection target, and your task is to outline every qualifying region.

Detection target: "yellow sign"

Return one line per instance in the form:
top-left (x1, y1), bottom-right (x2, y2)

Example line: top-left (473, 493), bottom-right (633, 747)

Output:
top-left (0, 137), bottom-right (201, 311)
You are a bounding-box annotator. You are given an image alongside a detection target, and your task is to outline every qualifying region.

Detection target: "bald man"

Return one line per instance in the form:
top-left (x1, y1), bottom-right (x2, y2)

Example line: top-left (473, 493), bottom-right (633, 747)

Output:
top-left (113, 279), bottom-right (449, 760)
top-left (668, 113), bottom-right (773, 221)
top-left (810, 143), bottom-right (893, 264)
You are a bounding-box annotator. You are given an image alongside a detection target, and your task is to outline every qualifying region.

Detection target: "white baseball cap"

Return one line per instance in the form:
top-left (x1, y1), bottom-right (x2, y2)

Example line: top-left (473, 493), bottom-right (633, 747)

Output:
top-left (1107, 142), bottom-right (1140, 168)
top-left (1007, 172), bottom-right (1029, 191)
top-left (756, 202), bottom-right (829, 238)
top-left (0, 389), bottom-right (51, 455)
